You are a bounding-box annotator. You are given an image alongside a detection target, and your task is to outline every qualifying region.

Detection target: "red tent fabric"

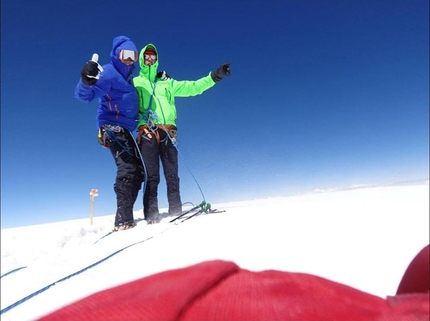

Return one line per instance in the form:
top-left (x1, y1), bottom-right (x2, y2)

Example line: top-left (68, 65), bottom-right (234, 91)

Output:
top-left (39, 246), bottom-right (429, 321)
top-left (40, 246), bottom-right (429, 321)
top-left (397, 244), bottom-right (429, 295)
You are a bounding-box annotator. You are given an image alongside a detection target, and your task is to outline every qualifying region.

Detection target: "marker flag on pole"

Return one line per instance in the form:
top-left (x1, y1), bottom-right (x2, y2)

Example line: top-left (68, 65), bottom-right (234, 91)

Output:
top-left (90, 189), bottom-right (99, 197)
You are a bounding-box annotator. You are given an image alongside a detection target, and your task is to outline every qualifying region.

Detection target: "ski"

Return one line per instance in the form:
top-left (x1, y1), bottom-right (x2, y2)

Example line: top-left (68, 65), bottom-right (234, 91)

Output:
top-left (177, 208), bottom-right (205, 223)
top-left (169, 201), bottom-right (207, 223)
top-left (177, 203), bottom-right (226, 223)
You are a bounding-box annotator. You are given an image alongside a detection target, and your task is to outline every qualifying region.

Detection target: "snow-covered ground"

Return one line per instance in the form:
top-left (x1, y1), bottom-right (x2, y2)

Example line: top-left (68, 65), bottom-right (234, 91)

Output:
top-left (1, 182), bottom-right (429, 321)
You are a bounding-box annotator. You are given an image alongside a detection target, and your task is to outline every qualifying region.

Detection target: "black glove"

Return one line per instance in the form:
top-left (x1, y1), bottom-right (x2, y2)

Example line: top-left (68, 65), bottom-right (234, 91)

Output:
top-left (157, 71), bottom-right (171, 81)
top-left (211, 62), bottom-right (231, 82)
top-left (81, 61), bottom-right (99, 86)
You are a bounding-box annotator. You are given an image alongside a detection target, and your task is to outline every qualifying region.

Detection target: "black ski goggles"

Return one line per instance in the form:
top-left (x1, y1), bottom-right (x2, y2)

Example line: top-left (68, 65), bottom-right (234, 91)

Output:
top-left (119, 49), bottom-right (138, 64)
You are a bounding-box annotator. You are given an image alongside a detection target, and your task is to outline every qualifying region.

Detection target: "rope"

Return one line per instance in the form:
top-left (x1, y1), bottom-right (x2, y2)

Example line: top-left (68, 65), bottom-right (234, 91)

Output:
top-left (142, 77), bottom-right (158, 128)
top-left (133, 129), bottom-right (148, 201)
top-left (1, 237), bottom-right (156, 315)
top-left (104, 129), bottom-right (134, 157)
top-left (0, 266), bottom-right (27, 279)
top-left (174, 144), bottom-right (206, 201)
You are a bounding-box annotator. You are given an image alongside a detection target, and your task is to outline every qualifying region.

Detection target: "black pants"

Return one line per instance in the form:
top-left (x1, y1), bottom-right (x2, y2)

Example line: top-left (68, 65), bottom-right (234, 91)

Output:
top-left (139, 128), bottom-right (182, 220)
top-left (106, 128), bottom-right (144, 226)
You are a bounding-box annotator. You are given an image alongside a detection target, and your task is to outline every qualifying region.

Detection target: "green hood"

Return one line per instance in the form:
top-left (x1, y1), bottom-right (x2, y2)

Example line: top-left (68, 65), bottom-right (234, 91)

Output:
top-left (139, 44), bottom-right (159, 82)
top-left (133, 44), bottom-right (216, 128)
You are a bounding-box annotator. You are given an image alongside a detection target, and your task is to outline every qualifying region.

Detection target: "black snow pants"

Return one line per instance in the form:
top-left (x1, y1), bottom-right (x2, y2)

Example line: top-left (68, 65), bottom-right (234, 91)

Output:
top-left (138, 126), bottom-right (182, 220)
top-left (105, 126), bottom-right (144, 227)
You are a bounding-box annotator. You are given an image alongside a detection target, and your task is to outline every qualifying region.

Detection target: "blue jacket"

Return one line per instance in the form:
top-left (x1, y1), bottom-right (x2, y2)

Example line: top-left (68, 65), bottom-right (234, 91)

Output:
top-left (74, 36), bottom-right (139, 131)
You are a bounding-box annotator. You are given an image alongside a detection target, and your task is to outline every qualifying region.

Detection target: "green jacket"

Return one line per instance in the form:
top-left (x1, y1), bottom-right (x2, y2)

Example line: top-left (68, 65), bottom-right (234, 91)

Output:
top-left (133, 44), bottom-right (216, 128)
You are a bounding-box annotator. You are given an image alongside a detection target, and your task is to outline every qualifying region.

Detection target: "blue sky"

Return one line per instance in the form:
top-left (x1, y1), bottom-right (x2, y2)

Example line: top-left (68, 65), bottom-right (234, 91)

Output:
top-left (1, 0), bottom-right (428, 228)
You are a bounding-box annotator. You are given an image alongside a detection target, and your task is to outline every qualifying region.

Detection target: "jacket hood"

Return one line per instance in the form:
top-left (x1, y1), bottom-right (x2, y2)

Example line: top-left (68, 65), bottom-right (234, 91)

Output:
top-left (138, 43), bottom-right (159, 82)
top-left (110, 35), bottom-right (137, 79)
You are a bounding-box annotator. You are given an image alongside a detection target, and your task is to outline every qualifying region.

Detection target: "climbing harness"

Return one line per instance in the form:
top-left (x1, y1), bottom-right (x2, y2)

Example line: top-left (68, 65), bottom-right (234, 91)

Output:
top-left (98, 125), bottom-right (136, 157)
top-left (137, 124), bottom-right (177, 145)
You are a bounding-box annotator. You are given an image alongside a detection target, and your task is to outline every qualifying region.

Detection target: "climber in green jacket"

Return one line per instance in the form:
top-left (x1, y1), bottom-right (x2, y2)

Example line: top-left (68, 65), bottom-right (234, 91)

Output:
top-left (133, 43), bottom-right (230, 224)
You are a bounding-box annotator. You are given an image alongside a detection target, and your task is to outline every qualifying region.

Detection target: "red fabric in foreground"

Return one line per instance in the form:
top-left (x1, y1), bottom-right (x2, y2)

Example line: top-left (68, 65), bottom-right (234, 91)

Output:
top-left (397, 244), bottom-right (429, 295)
top-left (39, 253), bottom-right (429, 321)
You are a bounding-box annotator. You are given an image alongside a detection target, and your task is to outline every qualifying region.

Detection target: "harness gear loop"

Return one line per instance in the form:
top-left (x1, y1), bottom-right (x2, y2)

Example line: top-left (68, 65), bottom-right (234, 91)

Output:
top-left (137, 124), bottom-right (177, 145)
top-left (137, 125), bottom-right (160, 145)
top-left (158, 124), bottom-right (177, 145)
top-left (98, 127), bottom-right (109, 149)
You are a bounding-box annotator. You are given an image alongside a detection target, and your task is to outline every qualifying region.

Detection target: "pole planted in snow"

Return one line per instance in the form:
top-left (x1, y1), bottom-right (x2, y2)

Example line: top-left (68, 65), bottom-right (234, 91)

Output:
top-left (89, 189), bottom-right (99, 225)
